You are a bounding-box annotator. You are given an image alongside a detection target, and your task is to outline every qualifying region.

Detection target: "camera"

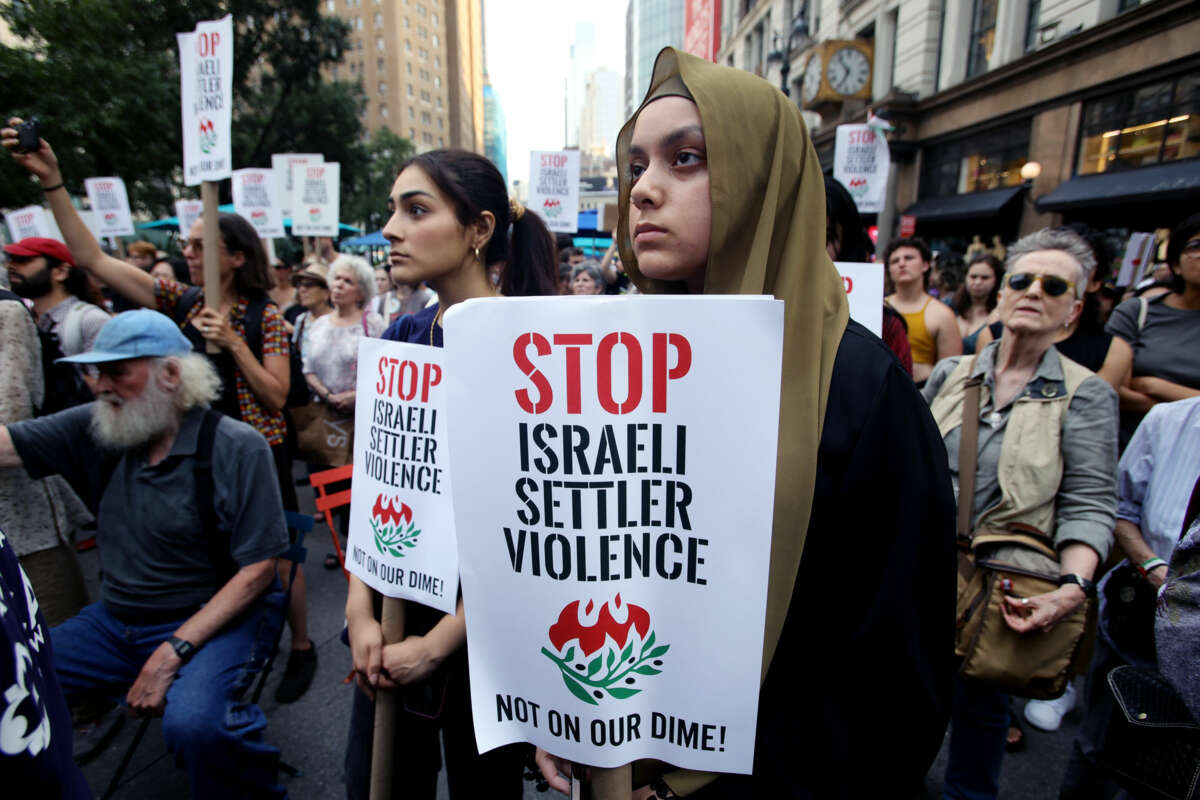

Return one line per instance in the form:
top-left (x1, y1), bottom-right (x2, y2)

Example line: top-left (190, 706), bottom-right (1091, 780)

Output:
top-left (16, 118), bottom-right (41, 154)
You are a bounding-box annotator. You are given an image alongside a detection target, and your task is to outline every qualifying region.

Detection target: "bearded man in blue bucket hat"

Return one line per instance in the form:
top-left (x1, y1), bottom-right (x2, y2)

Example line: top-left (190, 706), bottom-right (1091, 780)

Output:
top-left (0, 309), bottom-right (290, 798)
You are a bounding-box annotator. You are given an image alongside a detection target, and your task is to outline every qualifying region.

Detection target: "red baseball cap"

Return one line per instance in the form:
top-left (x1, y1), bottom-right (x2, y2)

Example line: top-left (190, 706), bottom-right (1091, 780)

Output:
top-left (3, 237), bottom-right (75, 266)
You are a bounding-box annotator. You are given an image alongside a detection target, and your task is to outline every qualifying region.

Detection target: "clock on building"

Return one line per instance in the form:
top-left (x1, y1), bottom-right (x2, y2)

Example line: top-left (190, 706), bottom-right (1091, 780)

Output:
top-left (826, 45), bottom-right (871, 97)
top-left (801, 40), bottom-right (875, 109)
top-left (802, 54), bottom-right (823, 104)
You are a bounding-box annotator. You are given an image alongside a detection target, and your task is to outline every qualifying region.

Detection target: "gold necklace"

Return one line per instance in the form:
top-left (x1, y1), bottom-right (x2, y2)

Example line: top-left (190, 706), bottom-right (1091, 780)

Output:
top-left (429, 306), bottom-right (444, 347)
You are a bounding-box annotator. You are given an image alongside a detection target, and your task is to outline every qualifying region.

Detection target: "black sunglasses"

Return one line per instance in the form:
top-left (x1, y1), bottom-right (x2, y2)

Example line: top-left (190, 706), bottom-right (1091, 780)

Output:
top-left (1006, 272), bottom-right (1075, 298)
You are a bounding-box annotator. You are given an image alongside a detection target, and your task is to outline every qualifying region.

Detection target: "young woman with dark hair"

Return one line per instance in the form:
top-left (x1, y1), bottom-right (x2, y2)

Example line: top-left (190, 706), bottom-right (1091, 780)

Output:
top-left (3, 124), bottom-right (320, 704)
top-left (344, 148), bottom-right (556, 800)
top-left (885, 235), bottom-right (962, 382)
top-left (955, 254), bottom-right (1002, 354)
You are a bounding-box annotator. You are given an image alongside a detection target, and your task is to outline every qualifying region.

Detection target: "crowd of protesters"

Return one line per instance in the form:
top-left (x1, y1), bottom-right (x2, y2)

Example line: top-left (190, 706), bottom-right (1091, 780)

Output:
top-left (1, 46), bottom-right (1199, 800)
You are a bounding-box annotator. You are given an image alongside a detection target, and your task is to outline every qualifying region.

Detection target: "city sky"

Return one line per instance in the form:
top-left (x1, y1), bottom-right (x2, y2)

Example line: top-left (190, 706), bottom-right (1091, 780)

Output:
top-left (483, 0), bottom-right (626, 188)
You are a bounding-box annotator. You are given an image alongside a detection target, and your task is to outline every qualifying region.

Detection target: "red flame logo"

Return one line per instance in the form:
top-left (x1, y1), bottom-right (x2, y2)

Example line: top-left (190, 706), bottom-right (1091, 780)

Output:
top-left (371, 495), bottom-right (412, 527)
top-left (548, 594), bottom-right (650, 657)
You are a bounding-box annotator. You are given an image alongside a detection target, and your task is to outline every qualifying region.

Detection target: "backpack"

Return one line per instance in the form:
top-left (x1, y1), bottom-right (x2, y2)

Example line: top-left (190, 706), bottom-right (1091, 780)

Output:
top-left (0, 290), bottom-right (95, 415)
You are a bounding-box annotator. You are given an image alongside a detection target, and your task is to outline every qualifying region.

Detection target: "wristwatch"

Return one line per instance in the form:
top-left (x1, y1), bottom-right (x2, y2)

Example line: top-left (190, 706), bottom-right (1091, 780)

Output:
top-left (168, 636), bottom-right (197, 663)
top-left (1057, 574), bottom-right (1096, 597)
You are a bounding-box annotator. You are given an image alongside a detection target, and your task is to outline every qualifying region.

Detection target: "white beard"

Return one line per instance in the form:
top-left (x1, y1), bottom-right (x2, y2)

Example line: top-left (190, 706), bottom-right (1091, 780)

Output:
top-left (91, 379), bottom-right (178, 450)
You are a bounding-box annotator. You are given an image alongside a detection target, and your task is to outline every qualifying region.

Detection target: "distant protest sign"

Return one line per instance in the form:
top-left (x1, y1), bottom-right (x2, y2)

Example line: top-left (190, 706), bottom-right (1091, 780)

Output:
top-left (289, 161), bottom-right (340, 237)
top-left (232, 168), bottom-right (284, 238)
top-left (84, 177), bottom-right (135, 237)
top-left (175, 199), bottom-right (203, 236)
top-left (1117, 232), bottom-right (1156, 287)
top-left (444, 296), bottom-right (783, 772)
top-left (833, 124), bottom-right (889, 214)
top-left (835, 261), bottom-right (884, 337)
top-left (5, 205), bottom-right (56, 242)
top-left (346, 338), bottom-right (458, 615)
top-left (272, 153), bottom-right (323, 219)
top-left (177, 15), bottom-right (233, 186)
top-left (528, 150), bottom-right (580, 234)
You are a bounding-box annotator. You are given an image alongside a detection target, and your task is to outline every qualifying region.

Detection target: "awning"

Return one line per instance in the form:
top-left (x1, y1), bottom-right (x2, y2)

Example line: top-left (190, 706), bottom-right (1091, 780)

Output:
top-left (1036, 161), bottom-right (1200, 212)
top-left (341, 230), bottom-right (387, 248)
top-left (902, 186), bottom-right (1025, 223)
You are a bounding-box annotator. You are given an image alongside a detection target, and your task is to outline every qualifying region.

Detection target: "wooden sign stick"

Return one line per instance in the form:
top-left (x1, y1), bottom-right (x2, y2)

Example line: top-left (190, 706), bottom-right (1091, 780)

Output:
top-left (369, 595), bottom-right (406, 800)
top-left (578, 763), bottom-right (631, 800)
top-left (200, 180), bottom-right (221, 354)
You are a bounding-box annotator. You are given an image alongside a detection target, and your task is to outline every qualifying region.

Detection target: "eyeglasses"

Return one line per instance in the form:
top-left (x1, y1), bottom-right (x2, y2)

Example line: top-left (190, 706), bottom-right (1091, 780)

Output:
top-left (183, 238), bottom-right (227, 255)
top-left (1006, 272), bottom-right (1075, 298)
top-left (295, 279), bottom-right (324, 289)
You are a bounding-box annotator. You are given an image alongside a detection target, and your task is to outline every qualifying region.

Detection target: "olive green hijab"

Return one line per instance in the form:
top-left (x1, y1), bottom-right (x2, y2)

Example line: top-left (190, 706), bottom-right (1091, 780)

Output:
top-left (617, 48), bottom-right (848, 792)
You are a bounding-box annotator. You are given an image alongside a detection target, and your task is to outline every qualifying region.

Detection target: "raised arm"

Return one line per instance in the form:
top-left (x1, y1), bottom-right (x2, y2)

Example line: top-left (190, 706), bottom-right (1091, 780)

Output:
top-left (2, 120), bottom-right (156, 308)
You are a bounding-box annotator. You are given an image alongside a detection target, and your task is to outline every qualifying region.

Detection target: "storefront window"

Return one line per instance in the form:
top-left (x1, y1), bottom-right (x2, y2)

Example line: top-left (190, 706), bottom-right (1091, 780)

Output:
top-left (919, 119), bottom-right (1031, 198)
top-left (1077, 71), bottom-right (1199, 175)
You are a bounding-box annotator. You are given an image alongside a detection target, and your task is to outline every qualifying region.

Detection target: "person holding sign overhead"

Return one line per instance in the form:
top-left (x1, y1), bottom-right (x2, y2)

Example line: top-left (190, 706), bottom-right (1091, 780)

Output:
top-left (342, 148), bottom-right (557, 799)
top-left (534, 48), bottom-right (955, 798)
top-left (2, 123), bottom-right (320, 704)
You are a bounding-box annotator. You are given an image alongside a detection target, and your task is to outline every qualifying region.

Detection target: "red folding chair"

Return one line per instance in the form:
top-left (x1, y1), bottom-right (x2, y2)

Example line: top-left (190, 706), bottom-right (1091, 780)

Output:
top-left (308, 464), bottom-right (353, 579)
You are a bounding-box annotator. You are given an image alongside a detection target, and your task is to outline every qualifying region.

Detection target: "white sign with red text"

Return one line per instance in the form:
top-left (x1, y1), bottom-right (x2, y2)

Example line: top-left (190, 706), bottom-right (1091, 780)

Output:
top-left (232, 168), bottom-right (284, 238)
top-left (835, 261), bottom-right (884, 337)
top-left (289, 161), bottom-right (340, 237)
top-left (444, 295), bottom-right (783, 773)
top-left (175, 200), bottom-right (203, 237)
top-left (272, 153), bottom-right (323, 219)
top-left (177, 15), bottom-right (233, 186)
top-left (347, 338), bottom-right (458, 615)
top-left (528, 150), bottom-right (580, 234)
top-left (5, 205), bottom-right (57, 242)
top-left (834, 124), bottom-right (890, 215)
top-left (83, 177), bottom-right (135, 237)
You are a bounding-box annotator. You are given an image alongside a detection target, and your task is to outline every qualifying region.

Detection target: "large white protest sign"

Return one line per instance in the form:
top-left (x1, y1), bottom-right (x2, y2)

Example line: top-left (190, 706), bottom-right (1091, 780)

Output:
top-left (232, 168), bottom-right (284, 238)
top-left (5, 205), bottom-right (57, 242)
top-left (833, 124), bottom-right (890, 214)
top-left (528, 151), bottom-right (580, 233)
top-left (835, 261), bottom-right (884, 337)
top-left (272, 153), bottom-right (323, 219)
top-left (175, 199), bottom-right (203, 237)
top-left (289, 161), bottom-right (340, 237)
top-left (83, 177), bottom-right (135, 237)
top-left (444, 296), bottom-right (783, 772)
top-left (346, 338), bottom-right (459, 615)
top-left (178, 15), bottom-right (233, 186)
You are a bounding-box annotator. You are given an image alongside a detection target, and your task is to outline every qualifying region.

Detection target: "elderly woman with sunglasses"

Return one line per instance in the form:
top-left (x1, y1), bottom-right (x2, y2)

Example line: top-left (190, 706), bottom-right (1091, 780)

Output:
top-left (923, 227), bottom-right (1117, 800)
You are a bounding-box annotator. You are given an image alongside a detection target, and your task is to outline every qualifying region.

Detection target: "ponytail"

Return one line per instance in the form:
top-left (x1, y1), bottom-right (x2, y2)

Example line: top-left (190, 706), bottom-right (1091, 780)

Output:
top-left (503, 207), bottom-right (558, 297)
top-left (397, 150), bottom-right (559, 298)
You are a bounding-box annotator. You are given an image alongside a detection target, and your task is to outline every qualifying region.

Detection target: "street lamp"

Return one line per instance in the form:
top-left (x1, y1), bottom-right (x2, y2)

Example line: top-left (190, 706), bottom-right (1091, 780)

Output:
top-left (765, 2), bottom-right (811, 98)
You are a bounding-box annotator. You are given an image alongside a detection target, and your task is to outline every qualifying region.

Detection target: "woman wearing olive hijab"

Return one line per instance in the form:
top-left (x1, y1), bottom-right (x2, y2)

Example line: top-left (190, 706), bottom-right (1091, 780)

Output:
top-left (535, 49), bottom-right (956, 798)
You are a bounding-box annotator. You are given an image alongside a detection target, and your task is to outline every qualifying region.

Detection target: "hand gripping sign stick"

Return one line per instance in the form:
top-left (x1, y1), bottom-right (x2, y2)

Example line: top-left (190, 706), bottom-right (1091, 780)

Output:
top-left (200, 181), bottom-right (222, 354)
top-left (369, 596), bottom-right (405, 800)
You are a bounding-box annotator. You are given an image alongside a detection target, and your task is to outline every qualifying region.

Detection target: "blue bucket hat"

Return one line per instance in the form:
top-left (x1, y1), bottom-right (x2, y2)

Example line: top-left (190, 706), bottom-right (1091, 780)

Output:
top-left (57, 309), bottom-right (193, 364)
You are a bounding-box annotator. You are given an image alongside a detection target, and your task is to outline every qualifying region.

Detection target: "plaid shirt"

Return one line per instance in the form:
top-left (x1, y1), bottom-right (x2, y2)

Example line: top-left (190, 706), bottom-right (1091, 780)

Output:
top-left (154, 278), bottom-right (289, 446)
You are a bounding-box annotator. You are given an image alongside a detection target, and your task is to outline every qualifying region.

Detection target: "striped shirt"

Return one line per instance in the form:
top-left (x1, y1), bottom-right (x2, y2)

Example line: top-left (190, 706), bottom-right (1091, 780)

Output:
top-left (1115, 396), bottom-right (1200, 560)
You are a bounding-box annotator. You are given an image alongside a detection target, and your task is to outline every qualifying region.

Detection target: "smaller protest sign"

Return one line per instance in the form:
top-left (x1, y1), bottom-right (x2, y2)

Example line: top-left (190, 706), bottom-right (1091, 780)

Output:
top-left (175, 200), bottom-right (204, 237)
top-left (1116, 232), bottom-right (1156, 287)
top-left (289, 161), bottom-right (340, 237)
top-left (83, 177), bottom-right (135, 237)
top-left (272, 153), bottom-right (323, 218)
top-left (177, 15), bottom-right (233, 186)
top-left (232, 168), bottom-right (284, 238)
top-left (346, 338), bottom-right (459, 615)
top-left (528, 151), bottom-right (580, 234)
top-left (899, 215), bottom-right (916, 238)
top-left (835, 262), bottom-right (884, 337)
top-left (833, 124), bottom-right (890, 215)
top-left (5, 205), bottom-right (57, 242)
